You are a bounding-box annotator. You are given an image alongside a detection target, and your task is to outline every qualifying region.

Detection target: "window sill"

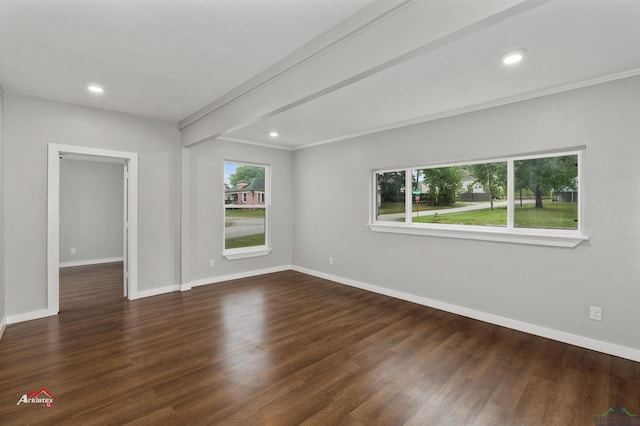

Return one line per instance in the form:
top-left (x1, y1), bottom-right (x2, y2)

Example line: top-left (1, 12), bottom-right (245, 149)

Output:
top-left (223, 246), bottom-right (272, 260)
top-left (368, 222), bottom-right (587, 248)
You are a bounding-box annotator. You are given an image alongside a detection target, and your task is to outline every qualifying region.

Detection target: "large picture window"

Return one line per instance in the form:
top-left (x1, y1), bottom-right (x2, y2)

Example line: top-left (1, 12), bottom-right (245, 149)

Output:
top-left (224, 162), bottom-right (270, 259)
top-left (370, 149), bottom-right (585, 247)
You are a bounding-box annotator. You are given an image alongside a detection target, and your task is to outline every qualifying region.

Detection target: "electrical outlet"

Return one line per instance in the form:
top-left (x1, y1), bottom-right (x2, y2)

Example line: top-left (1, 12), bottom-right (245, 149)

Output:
top-left (590, 306), bottom-right (602, 321)
top-left (209, 259), bottom-right (215, 268)
top-left (70, 247), bottom-right (76, 254)
top-left (329, 257), bottom-right (334, 265)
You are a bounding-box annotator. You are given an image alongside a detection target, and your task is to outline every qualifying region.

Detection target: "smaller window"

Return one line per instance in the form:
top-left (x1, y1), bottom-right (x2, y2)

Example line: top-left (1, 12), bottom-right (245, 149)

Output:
top-left (224, 162), bottom-right (271, 259)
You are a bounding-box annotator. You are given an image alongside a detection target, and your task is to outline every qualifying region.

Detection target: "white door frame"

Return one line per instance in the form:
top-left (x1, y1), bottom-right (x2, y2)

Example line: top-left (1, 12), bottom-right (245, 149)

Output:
top-left (47, 143), bottom-right (139, 313)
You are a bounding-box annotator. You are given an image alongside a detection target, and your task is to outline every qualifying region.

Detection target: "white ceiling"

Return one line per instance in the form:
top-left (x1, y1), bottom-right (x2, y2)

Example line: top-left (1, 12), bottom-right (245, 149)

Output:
top-left (0, 0), bottom-right (375, 121)
top-left (2, 0), bottom-right (640, 150)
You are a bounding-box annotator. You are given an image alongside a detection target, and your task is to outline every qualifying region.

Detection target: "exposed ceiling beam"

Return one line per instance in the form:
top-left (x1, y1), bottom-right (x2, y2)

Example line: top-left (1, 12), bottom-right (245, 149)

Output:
top-left (180, 0), bottom-right (546, 148)
top-left (179, 0), bottom-right (414, 130)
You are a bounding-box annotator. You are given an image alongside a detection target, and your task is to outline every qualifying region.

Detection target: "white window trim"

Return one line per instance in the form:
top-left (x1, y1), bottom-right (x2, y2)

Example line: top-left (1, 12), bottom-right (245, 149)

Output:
top-left (369, 148), bottom-right (587, 248)
top-left (223, 161), bottom-right (271, 260)
top-left (223, 245), bottom-right (272, 260)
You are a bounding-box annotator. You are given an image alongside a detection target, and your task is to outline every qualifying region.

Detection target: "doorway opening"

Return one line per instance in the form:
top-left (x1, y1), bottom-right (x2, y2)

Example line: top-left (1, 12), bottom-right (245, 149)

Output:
top-left (59, 154), bottom-right (125, 311)
top-left (47, 144), bottom-right (139, 315)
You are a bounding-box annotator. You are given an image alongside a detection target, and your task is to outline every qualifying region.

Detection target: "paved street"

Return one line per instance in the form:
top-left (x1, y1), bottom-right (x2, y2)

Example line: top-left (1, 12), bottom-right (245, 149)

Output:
top-left (377, 199), bottom-right (535, 221)
top-left (225, 216), bottom-right (264, 238)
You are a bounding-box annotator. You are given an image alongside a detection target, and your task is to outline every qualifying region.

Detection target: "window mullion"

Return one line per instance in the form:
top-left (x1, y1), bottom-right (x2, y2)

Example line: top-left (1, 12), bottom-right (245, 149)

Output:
top-left (405, 168), bottom-right (413, 224)
top-left (507, 159), bottom-right (514, 229)
top-left (577, 150), bottom-right (584, 235)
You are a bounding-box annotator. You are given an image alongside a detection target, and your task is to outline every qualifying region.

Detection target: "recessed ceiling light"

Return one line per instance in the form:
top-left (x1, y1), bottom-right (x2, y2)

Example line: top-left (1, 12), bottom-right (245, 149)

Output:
top-left (500, 49), bottom-right (526, 65)
top-left (87, 84), bottom-right (105, 94)
top-left (269, 131), bottom-right (279, 138)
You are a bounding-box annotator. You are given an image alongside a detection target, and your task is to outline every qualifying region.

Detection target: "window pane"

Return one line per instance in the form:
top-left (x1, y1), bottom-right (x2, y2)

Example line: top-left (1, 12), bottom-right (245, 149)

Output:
top-left (225, 162), bottom-right (267, 250)
top-left (224, 208), bottom-right (266, 249)
top-left (375, 171), bottom-right (406, 222)
top-left (513, 154), bottom-right (578, 229)
top-left (411, 162), bottom-right (507, 226)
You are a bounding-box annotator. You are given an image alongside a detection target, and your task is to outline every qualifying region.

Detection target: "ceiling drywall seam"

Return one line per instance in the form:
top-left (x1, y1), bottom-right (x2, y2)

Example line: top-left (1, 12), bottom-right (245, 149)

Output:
top-left (295, 67), bottom-right (640, 151)
top-left (178, 0), bottom-right (415, 130)
top-left (180, 0), bottom-right (548, 148)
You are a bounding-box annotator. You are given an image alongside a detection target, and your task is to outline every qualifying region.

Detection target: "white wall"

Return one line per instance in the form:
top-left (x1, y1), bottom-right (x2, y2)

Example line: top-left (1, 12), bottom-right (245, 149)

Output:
top-left (59, 159), bottom-right (124, 265)
top-left (292, 76), bottom-right (640, 354)
top-left (186, 140), bottom-right (293, 284)
top-left (0, 87), bottom-right (5, 331)
top-left (4, 94), bottom-right (181, 316)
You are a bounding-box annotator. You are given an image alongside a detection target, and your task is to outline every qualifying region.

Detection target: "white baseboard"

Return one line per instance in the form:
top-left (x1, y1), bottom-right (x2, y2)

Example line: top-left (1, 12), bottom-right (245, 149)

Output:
top-left (187, 265), bottom-right (293, 289)
top-left (7, 308), bottom-right (58, 325)
top-left (82, 264), bottom-right (293, 299)
top-left (292, 266), bottom-right (640, 363)
top-left (60, 257), bottom-right (124, 268)
top-left (129, 284), bottom-right (180, 300)
top-left (5, 288), bottom-right (182, 322)
top-left (0, 316), bottom-right (6, 339)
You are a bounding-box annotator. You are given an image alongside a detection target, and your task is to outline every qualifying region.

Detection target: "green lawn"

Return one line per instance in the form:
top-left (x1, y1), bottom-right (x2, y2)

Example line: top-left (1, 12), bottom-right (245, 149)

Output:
top-left (225, 233), bottom-right (265, 249)
top-left (412, 206), bottom-right (507, 226)
top-left (225, 208), bottom-right (266, 218)
top-left (515, 202), bottom-right (577, 229)
top-left (411, 202), bottom-right (577, 229)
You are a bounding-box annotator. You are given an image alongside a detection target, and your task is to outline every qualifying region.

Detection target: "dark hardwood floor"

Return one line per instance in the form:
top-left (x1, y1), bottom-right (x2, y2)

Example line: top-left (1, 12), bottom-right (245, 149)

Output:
top-left (0, 263), bottom-right (638, 425)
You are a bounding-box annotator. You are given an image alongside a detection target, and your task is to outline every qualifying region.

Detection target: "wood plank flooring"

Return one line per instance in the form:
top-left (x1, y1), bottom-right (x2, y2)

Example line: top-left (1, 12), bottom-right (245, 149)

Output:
top-left (0, 263), bottom-right (638, 425)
